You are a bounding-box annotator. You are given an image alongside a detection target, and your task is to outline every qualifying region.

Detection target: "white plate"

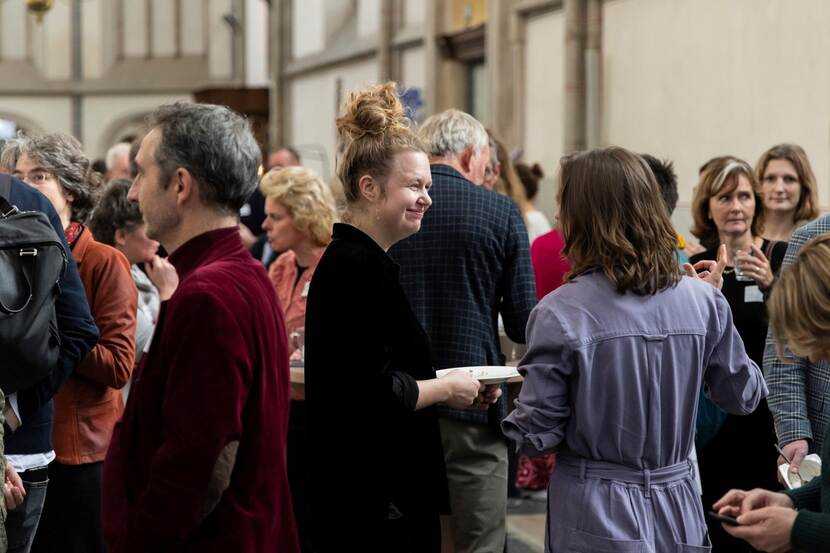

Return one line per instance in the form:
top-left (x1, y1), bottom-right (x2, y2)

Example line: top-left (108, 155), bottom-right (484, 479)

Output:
top-left (778, 454), bottom-right (822, 489)
top-left (435, 366), bottom-right (520, 384)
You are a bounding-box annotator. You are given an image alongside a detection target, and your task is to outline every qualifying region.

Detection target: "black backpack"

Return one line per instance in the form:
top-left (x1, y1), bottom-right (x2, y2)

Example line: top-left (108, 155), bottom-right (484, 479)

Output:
top-left (0, 174), bottom-right (67, 393)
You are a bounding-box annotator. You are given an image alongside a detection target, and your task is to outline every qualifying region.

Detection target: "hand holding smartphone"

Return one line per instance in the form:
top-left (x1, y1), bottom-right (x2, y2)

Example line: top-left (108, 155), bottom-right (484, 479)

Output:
top-left (707, 510), bottom-right (739, 526)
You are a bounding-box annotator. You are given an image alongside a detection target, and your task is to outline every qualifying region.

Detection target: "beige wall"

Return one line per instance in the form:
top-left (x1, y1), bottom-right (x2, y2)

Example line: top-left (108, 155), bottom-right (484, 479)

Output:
top-left (523, 9), bottom-right (565, 222)
top-left (602, 0), bottom-right (830, 236)
top-left (401, 47), bottom-right (426, 91)
top-left (0, 97), bottom-right (72, 136)
top-left (83, 94), bottom-right (193, 157)
top-left (289, 60), bottom-right (380, 178)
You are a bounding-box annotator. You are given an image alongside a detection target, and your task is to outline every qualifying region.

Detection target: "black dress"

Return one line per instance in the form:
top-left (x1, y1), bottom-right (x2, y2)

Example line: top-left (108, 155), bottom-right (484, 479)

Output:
top-left (692, 239), bottom-right (787, 552)
top-left (304, 223), bottom-right (449, 552)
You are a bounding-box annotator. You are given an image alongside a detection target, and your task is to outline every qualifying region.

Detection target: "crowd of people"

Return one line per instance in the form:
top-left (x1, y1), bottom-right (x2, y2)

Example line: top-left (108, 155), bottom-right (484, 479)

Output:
top-left (0, 79), bottom-right (828, 553)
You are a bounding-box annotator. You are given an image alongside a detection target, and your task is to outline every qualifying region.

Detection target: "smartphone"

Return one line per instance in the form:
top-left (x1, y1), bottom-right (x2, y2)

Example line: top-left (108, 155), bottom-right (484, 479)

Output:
top-left (707, 511), bottom-right (739, 526)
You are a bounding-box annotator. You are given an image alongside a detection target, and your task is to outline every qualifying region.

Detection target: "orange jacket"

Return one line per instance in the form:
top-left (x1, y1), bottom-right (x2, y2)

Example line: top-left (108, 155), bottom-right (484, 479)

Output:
top-left (267, 249), bottom-right (322, 351)
top-left (52, 227), bottom-right (137, 464)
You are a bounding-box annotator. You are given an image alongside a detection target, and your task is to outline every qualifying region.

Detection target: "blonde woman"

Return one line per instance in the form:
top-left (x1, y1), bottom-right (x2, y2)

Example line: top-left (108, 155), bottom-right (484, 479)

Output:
top-left (304, 83), bottom-right (490, 552)
top-left (260, 166), bottom-right (337, 347)
top-left (755, 144), bottom-right (819, 241)
top-left (715, 234), bottom-right (830, 553)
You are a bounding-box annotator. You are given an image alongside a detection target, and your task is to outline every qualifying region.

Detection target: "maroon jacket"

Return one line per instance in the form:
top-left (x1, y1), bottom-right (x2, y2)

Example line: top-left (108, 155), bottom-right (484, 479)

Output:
top-left (102, 227), bottom-right (298, 553)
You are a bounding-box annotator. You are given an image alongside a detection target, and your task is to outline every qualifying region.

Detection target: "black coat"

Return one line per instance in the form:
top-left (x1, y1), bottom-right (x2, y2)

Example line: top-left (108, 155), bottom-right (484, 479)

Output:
top-left (304, 223), bottom-right (448, 552)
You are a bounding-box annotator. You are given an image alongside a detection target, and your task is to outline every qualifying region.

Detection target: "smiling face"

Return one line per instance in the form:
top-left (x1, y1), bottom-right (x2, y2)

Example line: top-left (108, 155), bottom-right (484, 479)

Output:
top-left (374, 150), bottom-right (432, 245)
top-left (761, 158), bottom-right (801, 216)
top-left (262, 197), bottom-right (307, 254)
top-left (708, 174), bottom-right (756, 239)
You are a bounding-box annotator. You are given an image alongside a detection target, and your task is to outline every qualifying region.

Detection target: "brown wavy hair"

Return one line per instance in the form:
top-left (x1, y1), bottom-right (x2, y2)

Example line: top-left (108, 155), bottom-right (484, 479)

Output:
top-left (335, 82), bottom-right (424, 208)
top-left (768, 234), bottom-right (830, 360)
top-left (755, 143), bottom-right (819, 223)
top-left (557, 147), bottom-right (680, 295)
top-left (691, 156), bottom-right (763, 247)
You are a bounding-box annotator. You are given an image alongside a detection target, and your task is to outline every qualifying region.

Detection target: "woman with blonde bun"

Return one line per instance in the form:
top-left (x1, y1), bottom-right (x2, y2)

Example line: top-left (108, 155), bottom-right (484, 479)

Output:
top-left (304, 82), bottom-right (495, 552)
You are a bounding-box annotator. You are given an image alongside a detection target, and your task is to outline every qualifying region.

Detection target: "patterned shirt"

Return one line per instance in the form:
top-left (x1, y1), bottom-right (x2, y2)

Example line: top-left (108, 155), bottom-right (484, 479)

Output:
top-left (764, 215), bottom-right (830, 451)
top-left (390, 164), bottom-right (537, 425)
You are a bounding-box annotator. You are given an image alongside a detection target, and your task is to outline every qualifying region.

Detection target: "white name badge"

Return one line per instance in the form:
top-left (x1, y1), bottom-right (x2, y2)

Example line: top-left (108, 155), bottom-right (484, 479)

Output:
top-left (744, 285), bottom-right (764, 303)
top-left (301, 282), bottom-right (310, 297)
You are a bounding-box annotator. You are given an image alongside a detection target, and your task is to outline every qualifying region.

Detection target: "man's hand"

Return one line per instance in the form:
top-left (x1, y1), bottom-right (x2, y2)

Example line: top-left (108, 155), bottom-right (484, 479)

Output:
top-left (684, 244), bottom-right (727, 289)
top-left (713, 488), bottom-right (794, 519)
top-left (778, 439), bottom-right (809, 484)
top-left (4, 463), bottom-right (25, 511)
top-left (724, 506), bottom-right (797, 553)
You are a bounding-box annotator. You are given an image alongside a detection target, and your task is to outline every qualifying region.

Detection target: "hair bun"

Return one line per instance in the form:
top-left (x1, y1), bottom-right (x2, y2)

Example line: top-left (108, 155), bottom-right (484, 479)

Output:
top-left (336, 82), bottom-right (407, 143)
top-left (531, 163), bottom-right (544, 179)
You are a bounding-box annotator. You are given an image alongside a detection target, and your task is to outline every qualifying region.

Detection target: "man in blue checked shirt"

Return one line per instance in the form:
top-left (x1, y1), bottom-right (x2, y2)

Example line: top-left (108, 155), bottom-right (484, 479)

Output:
top-left (390, 109), bottom-right (536, 553)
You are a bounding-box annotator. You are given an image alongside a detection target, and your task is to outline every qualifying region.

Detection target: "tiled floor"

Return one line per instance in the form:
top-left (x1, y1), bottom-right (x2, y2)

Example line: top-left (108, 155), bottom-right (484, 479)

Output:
top-left (506, 497), bottom-right (545, 553)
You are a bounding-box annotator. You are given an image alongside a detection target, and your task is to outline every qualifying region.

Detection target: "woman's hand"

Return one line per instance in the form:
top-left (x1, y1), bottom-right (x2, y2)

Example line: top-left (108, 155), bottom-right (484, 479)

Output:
top-left (736, 244), bottom-right (775, 290)
top-left (472, 384), bottom-right (502, 410)
top-left (146, 255), bottom-right (179, 301)
top-left (441, 370), bottom-right (481, 409)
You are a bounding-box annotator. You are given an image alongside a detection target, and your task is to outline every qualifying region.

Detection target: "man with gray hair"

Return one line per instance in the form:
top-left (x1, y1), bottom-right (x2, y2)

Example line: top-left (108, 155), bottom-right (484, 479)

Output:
top-left (390, 109), bottom-right (536, 553)
top-left (104, 142), bottom-right (131, 181)
top-left (102, 102), bottom-right (298, 552)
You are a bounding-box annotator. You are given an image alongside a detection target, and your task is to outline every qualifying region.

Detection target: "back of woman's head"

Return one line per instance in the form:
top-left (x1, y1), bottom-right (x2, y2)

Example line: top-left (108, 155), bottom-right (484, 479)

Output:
top-left (755, 143), bottom-right (819, 223)
top-left (691, 156), bottom-right (763, 246)
top-left (336, 82), bottom-right (424, 206)
top-left (558, 146), bottom-right (680, 295)
top-left (769, 234), bottom-right (830, 360)
top-left (260, 166), bottom-right (338, 247)
top-left (88, 178), bottom-right (143, 247)
top-left (488, 131), bottom-right (528, 209)
top-left (515, 162), bottom-right (544, 202)
top-left (4, 132), bottom-right (101, 223)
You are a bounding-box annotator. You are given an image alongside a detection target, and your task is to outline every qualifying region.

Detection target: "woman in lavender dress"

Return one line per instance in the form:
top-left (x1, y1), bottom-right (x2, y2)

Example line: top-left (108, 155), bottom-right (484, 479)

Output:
top-left (502, 147), bottom-right (768, 552)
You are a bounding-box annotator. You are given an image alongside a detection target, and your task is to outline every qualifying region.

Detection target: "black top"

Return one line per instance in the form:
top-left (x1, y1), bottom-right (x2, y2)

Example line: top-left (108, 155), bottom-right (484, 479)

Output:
top-left (689, 239), bottom-right (787, 365)
top-left (691, 238), bottom-right (787, 553)
top-left (304, 223), bottom-right (449, 551)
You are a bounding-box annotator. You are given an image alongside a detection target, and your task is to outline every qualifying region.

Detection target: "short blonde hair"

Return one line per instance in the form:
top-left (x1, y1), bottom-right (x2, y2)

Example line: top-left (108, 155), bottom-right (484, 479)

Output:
top-left (259, 166), bottom-right (338, 247)
top-left (768, 234), bottom-right (830, 360)
top-left (691, 156), bottom-right (764, 247)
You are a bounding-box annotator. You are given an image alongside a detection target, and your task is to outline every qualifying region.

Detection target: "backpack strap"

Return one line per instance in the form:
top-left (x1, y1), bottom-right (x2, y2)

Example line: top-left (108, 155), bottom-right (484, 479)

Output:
top-left (0, 173), bottom-right (18, 218)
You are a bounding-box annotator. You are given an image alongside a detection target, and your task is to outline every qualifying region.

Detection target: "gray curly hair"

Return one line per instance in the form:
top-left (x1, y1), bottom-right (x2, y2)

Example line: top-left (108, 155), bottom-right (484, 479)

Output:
top-left (1, 132), bottom-right (101, 223)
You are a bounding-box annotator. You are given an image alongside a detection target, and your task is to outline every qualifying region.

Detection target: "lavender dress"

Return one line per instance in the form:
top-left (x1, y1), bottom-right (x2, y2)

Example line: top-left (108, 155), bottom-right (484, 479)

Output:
top-left (503, 273), bottom-right (767, 552)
